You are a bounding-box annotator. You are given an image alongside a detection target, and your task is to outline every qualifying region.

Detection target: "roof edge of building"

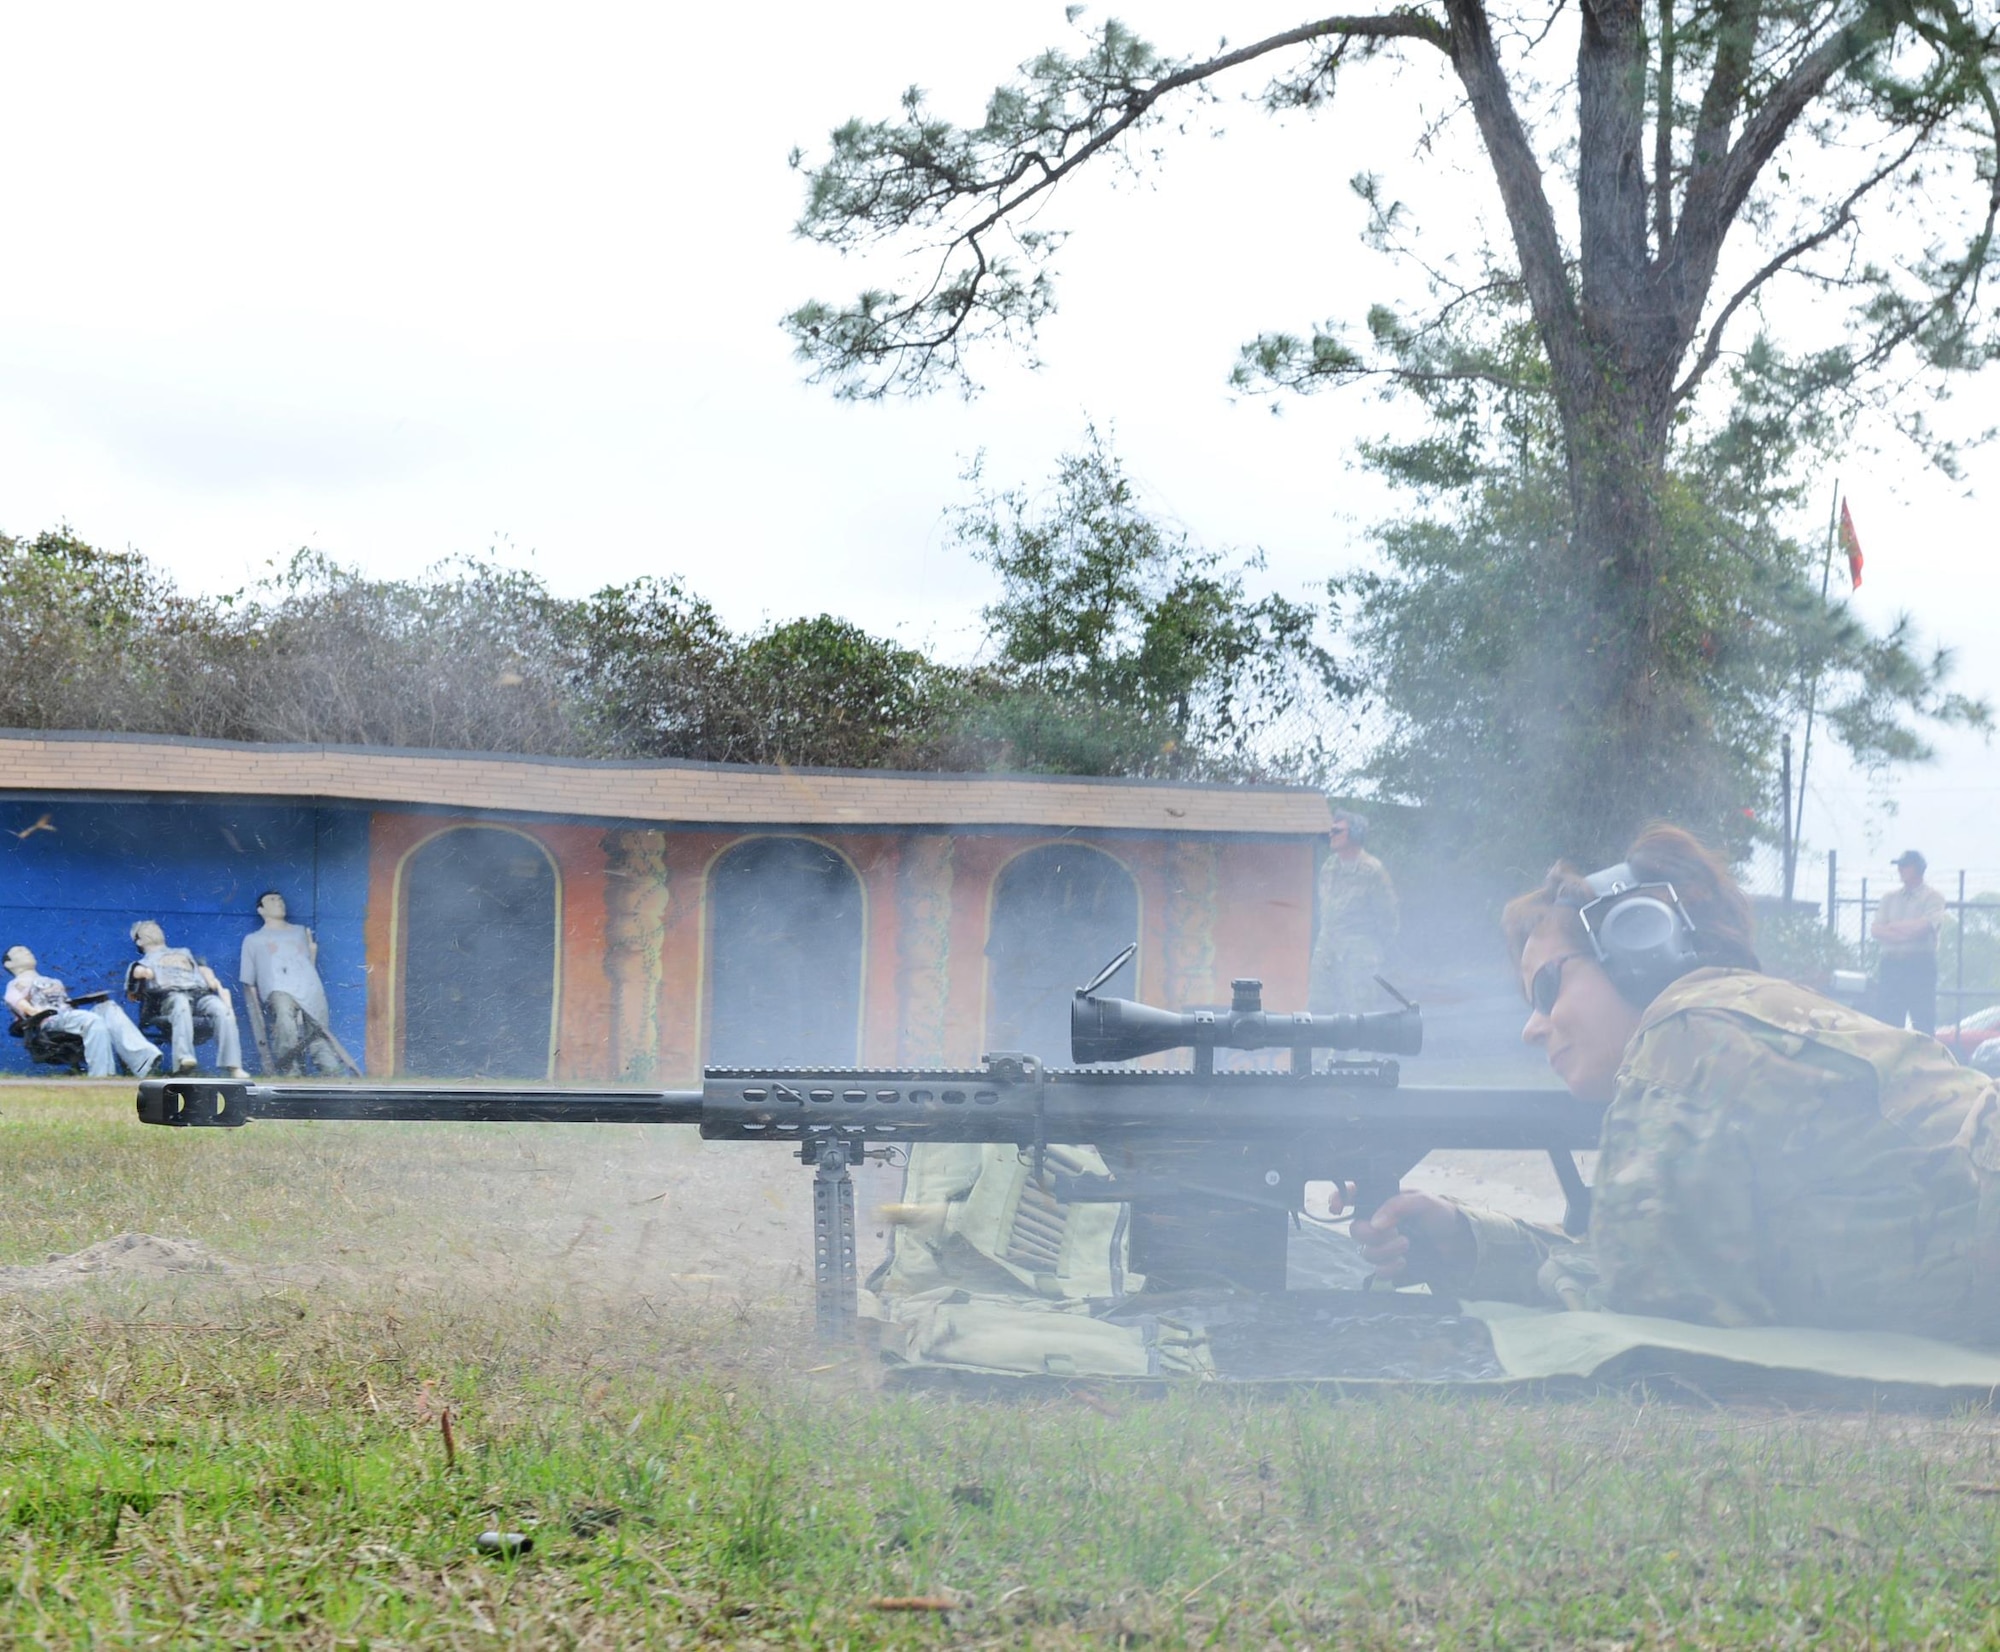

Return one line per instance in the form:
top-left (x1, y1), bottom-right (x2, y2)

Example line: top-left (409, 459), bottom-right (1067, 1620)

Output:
top-left (0, 727), bottom-right (1324, 798)
top-left (0, 729), bottom-right (1334, 836)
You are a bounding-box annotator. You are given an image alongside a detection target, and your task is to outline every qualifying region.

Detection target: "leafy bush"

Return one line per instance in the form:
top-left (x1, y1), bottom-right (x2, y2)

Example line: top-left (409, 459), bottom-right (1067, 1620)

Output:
top-left (0, 476), bottom-right (1337, 782)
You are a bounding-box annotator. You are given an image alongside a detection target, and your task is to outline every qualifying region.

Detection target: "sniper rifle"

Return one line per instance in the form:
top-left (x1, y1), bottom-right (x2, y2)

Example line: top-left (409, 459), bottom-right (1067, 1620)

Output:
top-left (135, 946), bottom-right (1600, 1339)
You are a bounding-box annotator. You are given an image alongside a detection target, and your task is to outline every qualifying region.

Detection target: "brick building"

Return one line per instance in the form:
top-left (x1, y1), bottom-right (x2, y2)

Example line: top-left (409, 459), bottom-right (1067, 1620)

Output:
top-left (0, 732), bottom-right (1330, 1080)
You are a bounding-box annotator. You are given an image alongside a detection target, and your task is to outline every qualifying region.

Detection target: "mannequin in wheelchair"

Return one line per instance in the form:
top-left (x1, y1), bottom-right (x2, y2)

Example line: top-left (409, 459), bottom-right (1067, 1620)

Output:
top-left (125, 921), bottom-right (247, 1077)
top-left (15, 1015), bottom-right (87, 1072)
top-left (4, 944), bottom-right (162, 1077)
top-left (239, 890), bottom-right (356, 1075)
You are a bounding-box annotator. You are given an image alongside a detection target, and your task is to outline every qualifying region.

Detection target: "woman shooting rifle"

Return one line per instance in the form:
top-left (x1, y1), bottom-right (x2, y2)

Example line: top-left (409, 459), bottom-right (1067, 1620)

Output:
top-left (1352, 825), bottom-right (2000, 1343)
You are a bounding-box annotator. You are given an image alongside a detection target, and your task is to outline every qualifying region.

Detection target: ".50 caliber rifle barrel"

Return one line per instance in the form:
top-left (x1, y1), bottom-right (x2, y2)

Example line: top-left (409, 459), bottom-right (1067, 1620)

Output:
top-left (137, 1080), bottom-right (704, 1128)
top-left (137, 1073), bottom-right (1597, 1151)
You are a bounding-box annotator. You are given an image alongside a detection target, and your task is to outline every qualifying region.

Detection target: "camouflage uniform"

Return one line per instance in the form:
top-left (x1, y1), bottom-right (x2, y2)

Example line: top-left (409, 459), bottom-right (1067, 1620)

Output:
top-left (1454, 968), bottom-right (2000, 1344)
top-left (1309, 850), bottom-right (1400, 1016)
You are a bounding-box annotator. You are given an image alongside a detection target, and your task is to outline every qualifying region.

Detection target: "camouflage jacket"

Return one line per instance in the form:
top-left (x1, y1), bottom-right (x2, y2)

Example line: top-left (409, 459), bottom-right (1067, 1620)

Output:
top-left (1457, 968), bottom-right (2000, 1343)
top-left (1311, 850), bottom-right (1400, 961)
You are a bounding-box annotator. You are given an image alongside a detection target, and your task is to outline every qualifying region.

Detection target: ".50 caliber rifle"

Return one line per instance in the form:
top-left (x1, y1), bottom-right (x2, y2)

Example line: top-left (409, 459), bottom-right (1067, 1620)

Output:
top-left (136, 946), bottom-right (1600, 1338)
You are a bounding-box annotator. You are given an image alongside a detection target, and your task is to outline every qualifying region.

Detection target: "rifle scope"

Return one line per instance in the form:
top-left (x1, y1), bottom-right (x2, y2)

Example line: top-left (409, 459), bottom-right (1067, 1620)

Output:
top-left (1069, 947), bottom-right (1422, 1066)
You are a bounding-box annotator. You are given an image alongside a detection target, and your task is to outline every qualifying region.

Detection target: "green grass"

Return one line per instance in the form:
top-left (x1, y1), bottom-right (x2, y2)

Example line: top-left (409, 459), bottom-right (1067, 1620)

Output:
top-left (5, 1082), bottom-right (2000, 1646)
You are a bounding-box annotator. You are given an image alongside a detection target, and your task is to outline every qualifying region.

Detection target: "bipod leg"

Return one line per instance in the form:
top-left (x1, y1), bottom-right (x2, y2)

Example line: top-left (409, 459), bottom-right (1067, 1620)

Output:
top-left (811, 1142), bottom-right (858, 1342)
top-left (1549, 1147), bottom-right (1593, 1237)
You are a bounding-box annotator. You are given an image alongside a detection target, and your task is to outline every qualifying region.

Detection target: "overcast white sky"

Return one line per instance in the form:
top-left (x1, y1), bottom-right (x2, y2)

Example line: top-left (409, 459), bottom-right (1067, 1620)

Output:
top-left (0, 2), bottom-right (1993, 890)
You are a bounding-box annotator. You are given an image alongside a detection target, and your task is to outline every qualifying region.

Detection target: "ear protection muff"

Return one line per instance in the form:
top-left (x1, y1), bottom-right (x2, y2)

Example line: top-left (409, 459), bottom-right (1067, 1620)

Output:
top-left (1577, 862), bottom-right (1702, 1006)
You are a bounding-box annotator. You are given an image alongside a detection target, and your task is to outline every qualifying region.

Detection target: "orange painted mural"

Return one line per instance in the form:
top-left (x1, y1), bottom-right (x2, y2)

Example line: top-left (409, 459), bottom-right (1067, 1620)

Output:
top-left (367, 817), bottom-right (1315, 1082)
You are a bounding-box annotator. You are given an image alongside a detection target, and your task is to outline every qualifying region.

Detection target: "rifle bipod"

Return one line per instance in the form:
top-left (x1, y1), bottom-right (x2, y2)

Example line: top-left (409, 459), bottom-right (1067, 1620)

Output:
top-left (807, 1140), bottom-right (860, 1341)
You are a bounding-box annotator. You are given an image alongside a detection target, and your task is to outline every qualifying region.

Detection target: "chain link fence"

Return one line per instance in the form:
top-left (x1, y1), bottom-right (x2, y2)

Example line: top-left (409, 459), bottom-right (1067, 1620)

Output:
top-left (1224, 692), bottom-right (1378, 789)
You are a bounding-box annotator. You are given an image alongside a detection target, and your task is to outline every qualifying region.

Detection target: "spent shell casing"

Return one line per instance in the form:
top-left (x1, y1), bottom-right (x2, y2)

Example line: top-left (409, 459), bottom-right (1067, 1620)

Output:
top-left (475, 1530), bottom-right (533, 1557)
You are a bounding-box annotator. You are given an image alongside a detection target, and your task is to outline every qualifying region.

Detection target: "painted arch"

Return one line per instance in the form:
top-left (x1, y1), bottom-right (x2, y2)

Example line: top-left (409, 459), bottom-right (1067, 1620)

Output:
top-left (704, 835), bottom-right (865, 1067)
top-left (984, 841), bottom-right (1139, 1066)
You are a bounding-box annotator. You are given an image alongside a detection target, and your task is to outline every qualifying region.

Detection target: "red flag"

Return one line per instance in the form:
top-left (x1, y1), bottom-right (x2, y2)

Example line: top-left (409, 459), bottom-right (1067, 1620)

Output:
top-left (1839, 498), bottom-right (1864, 589)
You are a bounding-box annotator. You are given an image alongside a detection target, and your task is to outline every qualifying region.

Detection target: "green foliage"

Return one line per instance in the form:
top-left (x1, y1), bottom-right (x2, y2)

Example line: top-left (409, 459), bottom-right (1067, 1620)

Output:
top-left (1335, 315), bottom-right (1985, 872)
top-left (789, 9), bottom-right (2000, 435)
top-left (234, 549), bottom-right (588, 754)
top-left (1938, 893), bottom-right (2000, 1015)
top-left (561, 580), bottom-right (967, 769)
top-left (785, 23), bottom-right (1174, 399)
top-left (0, 495), bottom-right (1335, 781)
top-left (1756, 902), bottom-right (1860, 987)
top-left (562, 575), bottom-right (741, 757)
top-left (0, 528), bottom-right (244, 738)
top-left (728, 614), bottom-right (967, 770)
top-left (0, 535), bottom-right (962, 768)
top-left (783, 7), bottom-right (2000, 858)
top-left (951, 428), bottom-right (1350, 780)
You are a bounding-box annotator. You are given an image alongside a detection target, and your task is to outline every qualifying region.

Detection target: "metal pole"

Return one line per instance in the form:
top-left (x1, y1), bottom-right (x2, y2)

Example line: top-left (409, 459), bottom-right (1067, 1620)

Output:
top-left (1958, 869), bottom-right (1967, 1028)
top-left (1793, 479), bottom-right (1843, 862)
top-left (1827, 849), bottom-right (1837, 938)
top-left (1780, 733), bottom-right (1796, 901)
top-left (1860, 877), bottom-right (1871, 974)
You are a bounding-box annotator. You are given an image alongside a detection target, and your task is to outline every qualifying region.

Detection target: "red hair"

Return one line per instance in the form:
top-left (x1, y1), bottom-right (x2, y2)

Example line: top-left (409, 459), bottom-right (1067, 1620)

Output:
top-left (1502, 824), bottom-right (1760, 971)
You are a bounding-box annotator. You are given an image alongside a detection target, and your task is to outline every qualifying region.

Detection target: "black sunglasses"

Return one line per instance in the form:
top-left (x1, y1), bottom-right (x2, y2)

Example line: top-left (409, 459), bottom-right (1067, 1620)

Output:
top-left (1529, 951), bottom-right (1590, 1016)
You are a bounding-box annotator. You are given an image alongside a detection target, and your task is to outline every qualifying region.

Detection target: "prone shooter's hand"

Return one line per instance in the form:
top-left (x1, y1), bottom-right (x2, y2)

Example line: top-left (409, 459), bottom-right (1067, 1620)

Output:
top-left (1345, 1191), bottom-right (1476, 1288)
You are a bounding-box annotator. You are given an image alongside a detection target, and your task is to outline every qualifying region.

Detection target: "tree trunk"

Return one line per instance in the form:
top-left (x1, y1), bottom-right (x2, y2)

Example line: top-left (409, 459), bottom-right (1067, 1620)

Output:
top-left (1555, 364), bottom-right (1680, 861)
top-left (1446, 0), bottom-right (1721, 858)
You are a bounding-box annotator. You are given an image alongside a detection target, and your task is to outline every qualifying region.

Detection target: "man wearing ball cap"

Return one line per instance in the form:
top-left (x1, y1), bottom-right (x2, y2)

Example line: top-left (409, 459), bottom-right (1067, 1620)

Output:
top-left (1872, 849), bottom-right (1947, 1035)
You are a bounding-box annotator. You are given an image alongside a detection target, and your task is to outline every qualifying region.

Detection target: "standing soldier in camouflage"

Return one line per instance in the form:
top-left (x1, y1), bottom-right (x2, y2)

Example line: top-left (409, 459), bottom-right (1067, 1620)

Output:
top-left (1348, 825), bottom-right (2000, 1346)
top-left (1309, 809), bottom-right (1400, 1017)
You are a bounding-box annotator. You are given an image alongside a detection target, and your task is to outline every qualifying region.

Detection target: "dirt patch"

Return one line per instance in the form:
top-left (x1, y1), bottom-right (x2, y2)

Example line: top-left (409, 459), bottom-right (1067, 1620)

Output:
top-left (0, 1231), bottom-right (233, 1291)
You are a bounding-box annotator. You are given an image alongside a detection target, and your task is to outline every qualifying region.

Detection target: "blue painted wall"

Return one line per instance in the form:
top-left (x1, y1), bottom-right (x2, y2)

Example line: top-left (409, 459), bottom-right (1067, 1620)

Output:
top-left (0, 799), bottom-right (371, 1074)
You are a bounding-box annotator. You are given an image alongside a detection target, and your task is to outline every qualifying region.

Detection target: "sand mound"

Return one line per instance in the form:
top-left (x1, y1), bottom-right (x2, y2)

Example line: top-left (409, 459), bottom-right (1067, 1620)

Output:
top-left (0, 1232), bottom-right (232, 1291)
